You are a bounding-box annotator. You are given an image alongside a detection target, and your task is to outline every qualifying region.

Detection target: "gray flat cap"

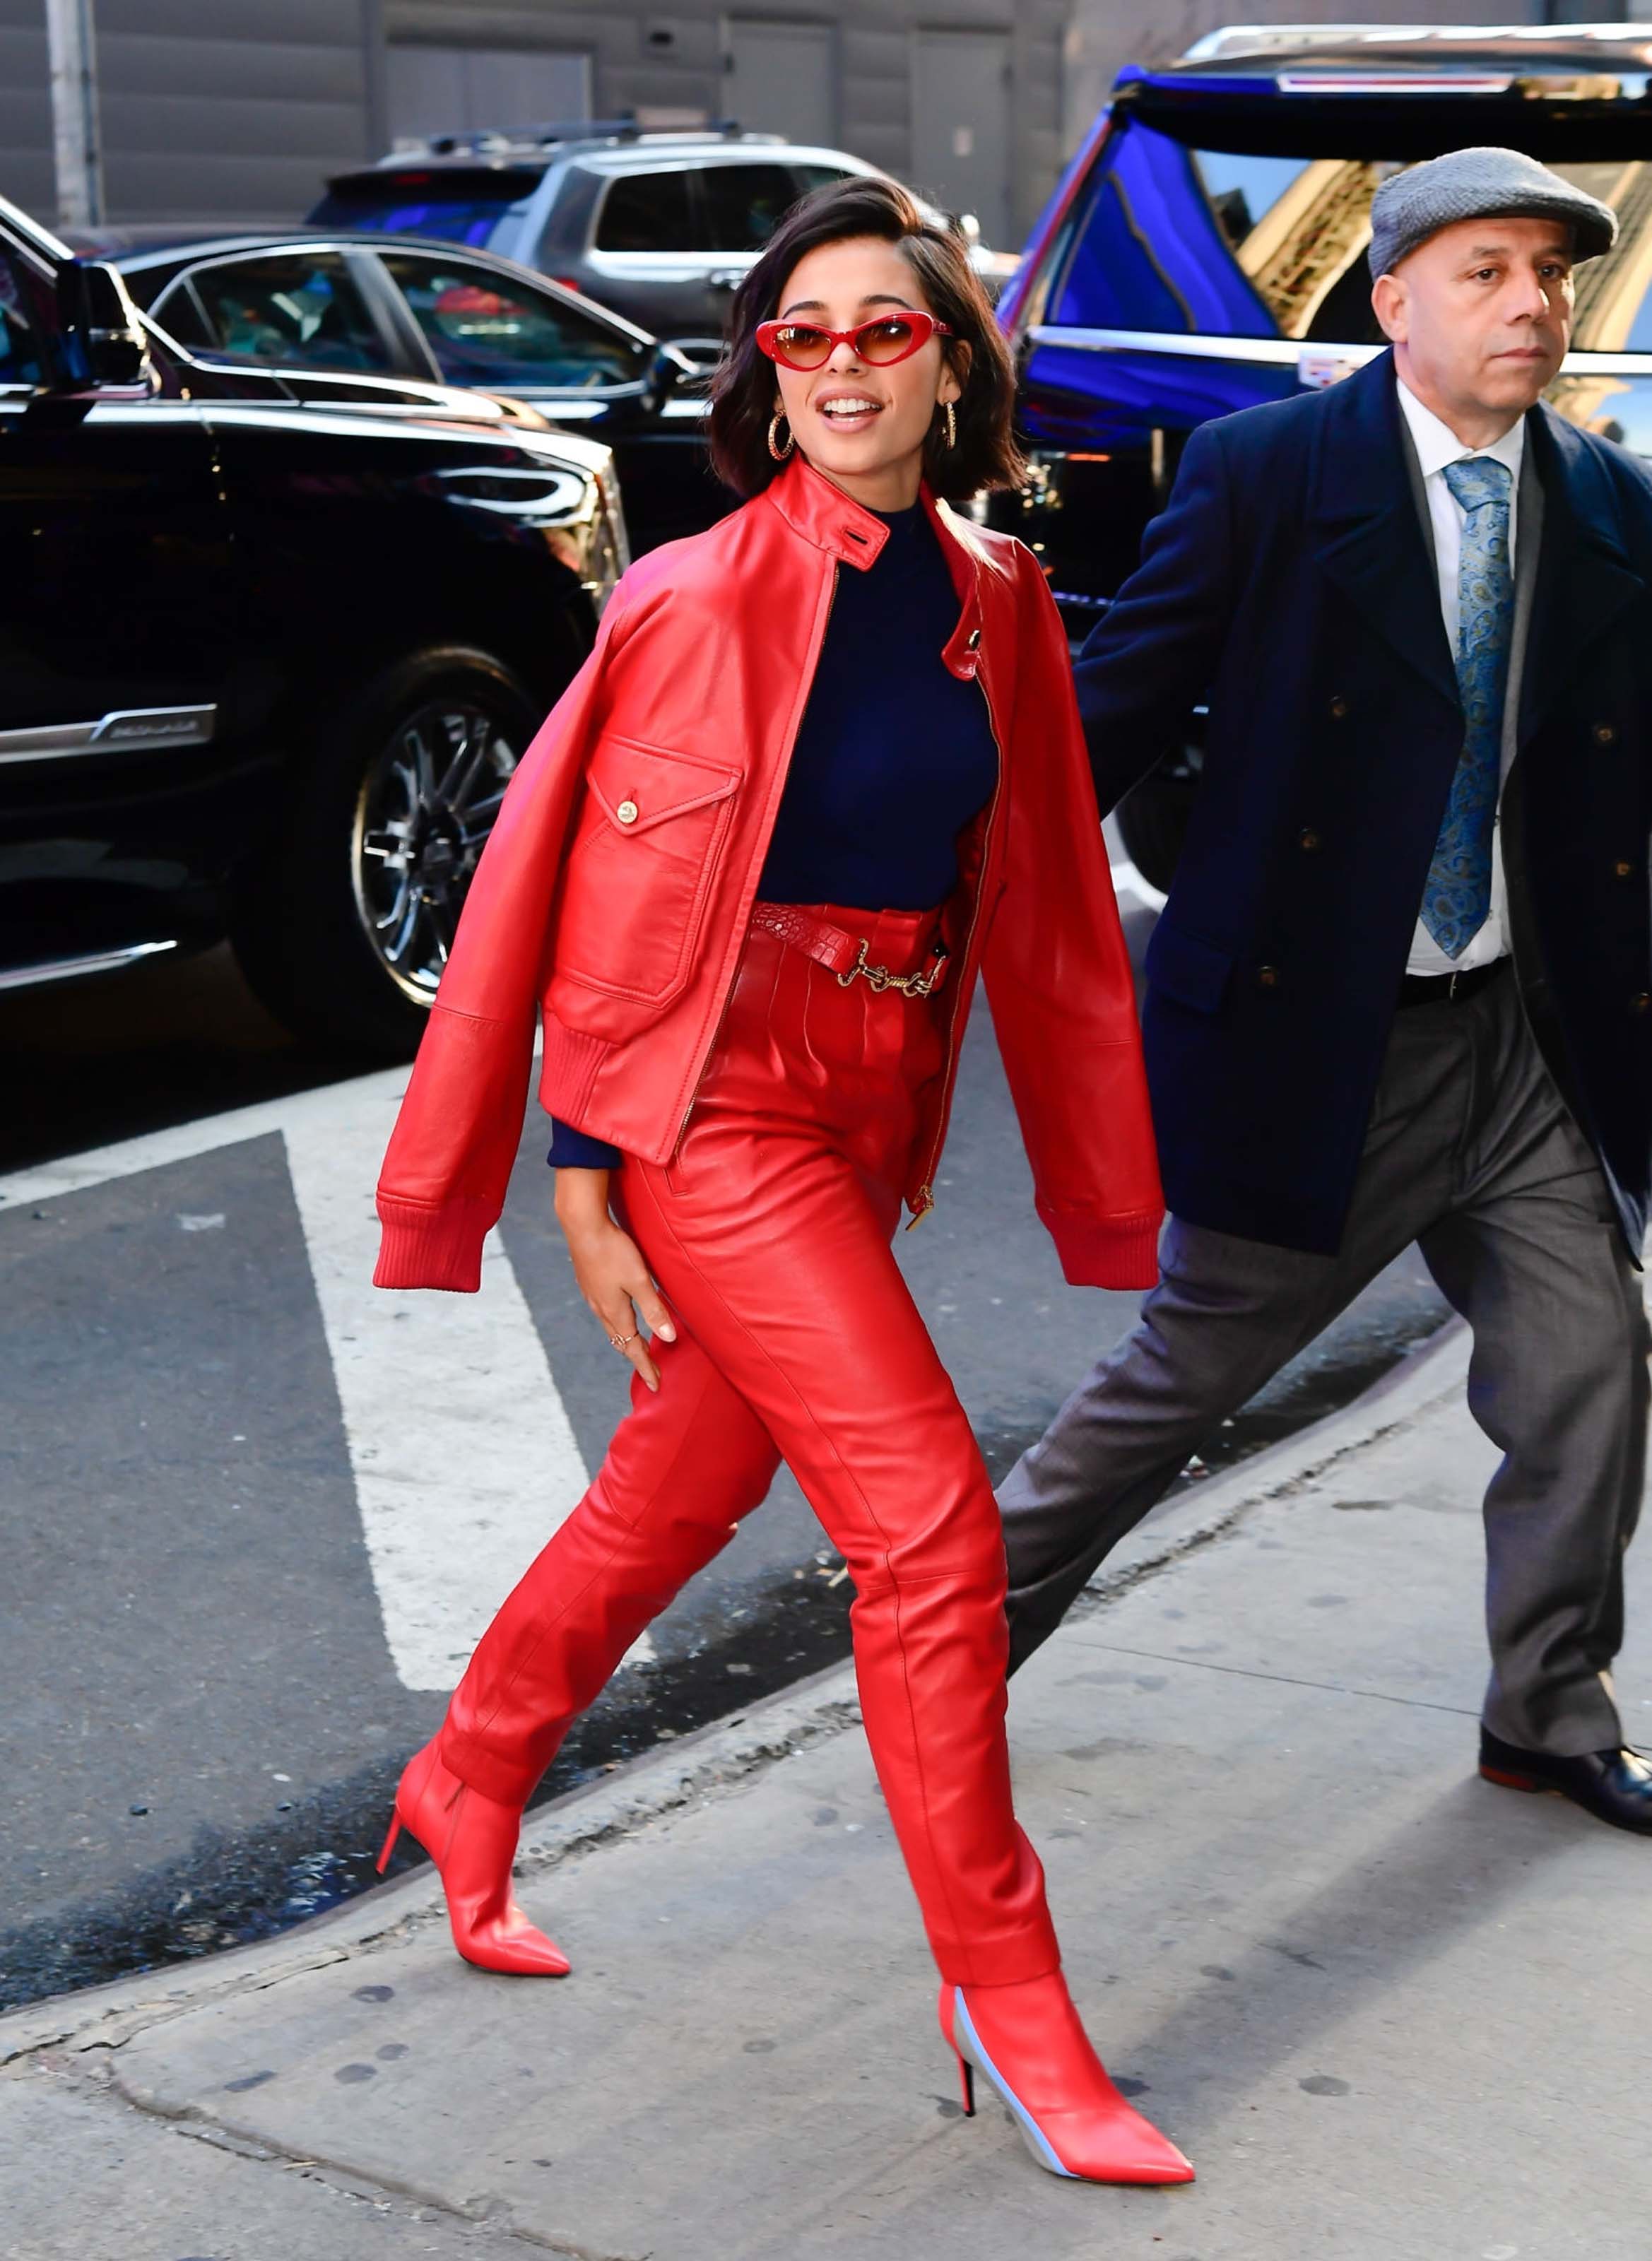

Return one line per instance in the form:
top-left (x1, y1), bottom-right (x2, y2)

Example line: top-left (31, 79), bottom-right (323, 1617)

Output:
top-left (1367, 146), bottom-right (1617, 278)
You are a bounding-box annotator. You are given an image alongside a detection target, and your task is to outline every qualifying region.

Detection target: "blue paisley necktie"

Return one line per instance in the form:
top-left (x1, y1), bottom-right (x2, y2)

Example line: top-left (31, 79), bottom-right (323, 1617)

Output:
top-left (1422, 456), bottom-right (1514, 959)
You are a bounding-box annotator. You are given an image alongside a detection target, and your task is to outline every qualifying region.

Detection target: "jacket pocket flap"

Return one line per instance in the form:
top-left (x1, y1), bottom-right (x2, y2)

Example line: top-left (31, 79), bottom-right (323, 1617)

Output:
top-left (1144, 921), bottom-right (1234, 1015)
top-left (586, 736), bottom-right (739, 837)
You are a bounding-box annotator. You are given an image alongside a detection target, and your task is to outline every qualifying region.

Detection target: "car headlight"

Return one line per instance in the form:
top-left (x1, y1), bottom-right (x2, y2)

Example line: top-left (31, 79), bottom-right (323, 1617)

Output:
top-left (434, 436), bottom-right (631, 612)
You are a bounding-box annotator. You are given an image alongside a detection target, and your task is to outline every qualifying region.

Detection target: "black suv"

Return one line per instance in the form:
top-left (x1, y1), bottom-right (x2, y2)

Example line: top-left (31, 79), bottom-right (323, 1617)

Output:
top-left (0, 191), bottom-right (625, 1053)
top-left (993, 23), bottom-right (1652, 887)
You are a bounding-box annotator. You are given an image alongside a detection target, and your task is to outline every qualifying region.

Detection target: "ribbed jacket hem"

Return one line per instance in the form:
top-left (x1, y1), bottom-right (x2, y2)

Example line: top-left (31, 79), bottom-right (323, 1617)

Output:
top-left (373, 1196), bottom-right (497, 1293)
top-left (1042, 1205), bottom-right (1164, 1291)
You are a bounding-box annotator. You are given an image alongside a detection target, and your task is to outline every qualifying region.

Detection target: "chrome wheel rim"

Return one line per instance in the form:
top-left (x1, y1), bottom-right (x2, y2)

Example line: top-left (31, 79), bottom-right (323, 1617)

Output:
top-left (351, 699), bottom-right (521, 1003)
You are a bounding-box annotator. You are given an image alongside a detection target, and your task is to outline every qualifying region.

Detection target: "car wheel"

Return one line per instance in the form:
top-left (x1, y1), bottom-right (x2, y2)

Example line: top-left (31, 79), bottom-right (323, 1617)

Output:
top-left (1115, 765), bottom-right (1198, 898)
top-left (230, 647), bottom-right (541, 1058)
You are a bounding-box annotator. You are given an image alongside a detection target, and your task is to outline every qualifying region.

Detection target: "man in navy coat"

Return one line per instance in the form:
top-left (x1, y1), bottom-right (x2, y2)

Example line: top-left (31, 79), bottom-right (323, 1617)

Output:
top-left (1000, 146), bottom-right (1652, 1834)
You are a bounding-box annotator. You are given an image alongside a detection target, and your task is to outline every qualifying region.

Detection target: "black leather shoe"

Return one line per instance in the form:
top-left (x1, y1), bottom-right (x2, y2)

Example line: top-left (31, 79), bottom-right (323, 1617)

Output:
top-left (1479, 1727), bottom-right (1652, 1835)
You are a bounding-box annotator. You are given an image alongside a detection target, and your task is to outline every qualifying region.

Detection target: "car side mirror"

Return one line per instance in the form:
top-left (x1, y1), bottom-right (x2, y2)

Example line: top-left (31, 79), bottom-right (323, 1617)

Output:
top-left (647, 341), bottom-right (695, 402)
top-left (60, 260), bottom-right (150, 393)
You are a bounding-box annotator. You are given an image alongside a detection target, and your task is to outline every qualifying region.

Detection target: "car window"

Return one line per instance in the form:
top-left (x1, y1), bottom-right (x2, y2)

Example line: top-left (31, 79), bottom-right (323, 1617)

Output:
top-left (594, 170), bottom-right (696, 254)
top-left (380, 252), bottom-right (644, 390)
top-left (1050, 116), bottom-right (1651, 353)
top-left (697, 164), bottom-right (804, 253)
top-left (0, 256), bottom-right (44, 384)
top-left (792, 164), bottom-right (856, 200)
top-left (310, 166), bottom-right (543, 249)
top-left (181, 251), bottom-right (394, 370)
top-left (148, 276), bottom-right (215, 348)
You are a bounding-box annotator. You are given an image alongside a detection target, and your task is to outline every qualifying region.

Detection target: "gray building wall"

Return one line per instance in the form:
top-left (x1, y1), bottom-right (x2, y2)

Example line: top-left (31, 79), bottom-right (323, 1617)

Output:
top-left (0, 0), bottom-right (383, 230)
top-left (387, 0), bottom-right (1070, 242)
top-left (0, 0), bottom-right (1069, 244)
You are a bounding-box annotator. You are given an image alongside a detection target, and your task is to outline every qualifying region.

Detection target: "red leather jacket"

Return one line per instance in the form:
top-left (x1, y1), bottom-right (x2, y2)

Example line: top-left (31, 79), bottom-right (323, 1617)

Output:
top-left (374, 456), bottom-right (1163, 1292)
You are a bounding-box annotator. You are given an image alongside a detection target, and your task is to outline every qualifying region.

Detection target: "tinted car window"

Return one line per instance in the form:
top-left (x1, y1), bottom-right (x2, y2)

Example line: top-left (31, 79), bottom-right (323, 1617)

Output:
top-left (594, 170), bottom-right (696, 253)
top-left (792, 164), bottom-right (856, 199)
top-left (382, 252), bottom-right (643, 388)
top-left (698, 164), bottom-right (804, 252)
top-left (0, 256), bottom-right (44, 384)
top-left (181, 251), bottom-right (394, 370)
top-left (147, 276), bottom-right (215, 347)
top-left (1052, 114), bottom-right (1647, 352)
top-left (309, 167), bottom-right (545, 249)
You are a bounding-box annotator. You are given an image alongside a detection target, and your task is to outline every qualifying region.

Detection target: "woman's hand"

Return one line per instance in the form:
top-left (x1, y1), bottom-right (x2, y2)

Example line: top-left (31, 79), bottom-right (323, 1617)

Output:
top-left (553, 1167), bottom-right (676, 1391)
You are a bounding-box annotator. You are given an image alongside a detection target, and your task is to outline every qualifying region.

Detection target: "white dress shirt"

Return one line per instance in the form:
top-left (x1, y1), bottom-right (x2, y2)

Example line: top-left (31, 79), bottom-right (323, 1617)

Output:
top-left (1395, 377), bottom-right (1524, 975)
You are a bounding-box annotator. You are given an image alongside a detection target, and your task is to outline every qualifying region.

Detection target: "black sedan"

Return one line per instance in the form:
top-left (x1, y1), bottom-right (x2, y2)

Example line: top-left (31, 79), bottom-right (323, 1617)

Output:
top-left (82, 228), bottom-right (728, 554)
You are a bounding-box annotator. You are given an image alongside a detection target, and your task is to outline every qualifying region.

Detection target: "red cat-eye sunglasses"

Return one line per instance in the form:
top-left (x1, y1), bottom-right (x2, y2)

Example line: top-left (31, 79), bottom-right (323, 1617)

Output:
top-left (755, 312), bottom-right (955, 372)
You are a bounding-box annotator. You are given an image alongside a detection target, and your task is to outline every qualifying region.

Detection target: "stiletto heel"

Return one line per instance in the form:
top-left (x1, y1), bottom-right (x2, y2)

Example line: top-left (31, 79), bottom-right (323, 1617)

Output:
top-left (384, 1740), bottom-right (571, 1976)
top-left (955, 2048), bottom-right (976, 2116)
top-left (939, 1975), bottom-right (1194, 2186)
top-left (375, 1816), bottom-right (402, 1874)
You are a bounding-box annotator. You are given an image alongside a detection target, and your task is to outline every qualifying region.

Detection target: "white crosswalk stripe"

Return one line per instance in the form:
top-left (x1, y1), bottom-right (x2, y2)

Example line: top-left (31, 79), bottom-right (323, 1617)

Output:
top-left (4, 1067), bottom-right (649, 1690)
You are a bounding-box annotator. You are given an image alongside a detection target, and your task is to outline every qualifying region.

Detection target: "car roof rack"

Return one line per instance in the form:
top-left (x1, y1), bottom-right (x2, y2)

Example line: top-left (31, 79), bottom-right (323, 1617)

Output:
top-left (379, 117), bottom-right (781, 164)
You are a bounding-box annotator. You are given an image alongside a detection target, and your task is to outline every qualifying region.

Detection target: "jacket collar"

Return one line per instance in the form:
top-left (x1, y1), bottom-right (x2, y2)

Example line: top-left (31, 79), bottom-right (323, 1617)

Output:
top-left (764, 451), bottom-right (896, 567)
top-left (1518, 401), bottom-right (1643, 742)
top-left (1306, 350), bottom-right (1459, 715)
top-left (764, 452), bottom-right (993, 681)
top-left (1309, 350), bottom-right (1646, 743)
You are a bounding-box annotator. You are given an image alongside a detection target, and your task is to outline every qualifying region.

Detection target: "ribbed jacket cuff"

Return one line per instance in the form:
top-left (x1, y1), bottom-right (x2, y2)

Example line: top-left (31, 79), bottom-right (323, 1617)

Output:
top-left (372, 1196), bottom-right (496, 1293)
top-left (1042, 1206), bottom-right (1164, 1291)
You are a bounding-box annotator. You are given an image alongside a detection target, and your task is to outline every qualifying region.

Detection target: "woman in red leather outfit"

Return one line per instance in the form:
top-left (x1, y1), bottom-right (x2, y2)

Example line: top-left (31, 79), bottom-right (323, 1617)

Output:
top-left (371, 176), bottom-right (1191, 2188)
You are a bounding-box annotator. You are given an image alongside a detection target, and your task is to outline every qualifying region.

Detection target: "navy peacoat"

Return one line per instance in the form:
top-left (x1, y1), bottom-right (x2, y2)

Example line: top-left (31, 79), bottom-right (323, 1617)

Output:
top-left (1078, 348), bottom-right (1652, 1258)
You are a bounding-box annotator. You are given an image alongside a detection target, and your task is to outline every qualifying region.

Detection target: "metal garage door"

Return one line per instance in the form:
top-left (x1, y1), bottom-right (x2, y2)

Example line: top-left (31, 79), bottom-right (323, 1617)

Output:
top-left (387, 45), bottom-right (592, 146)
top-left (724, 21), bottom-right (836, 146)
top-left (911, 28), bottom-right (1010, 245)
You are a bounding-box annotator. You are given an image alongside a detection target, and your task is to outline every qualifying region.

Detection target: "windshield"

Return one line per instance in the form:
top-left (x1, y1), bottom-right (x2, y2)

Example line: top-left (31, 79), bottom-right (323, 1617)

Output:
top-left (1054, 110), bottom-right (1652, 352)
top-left (309, 167), bottom-right (543, 249)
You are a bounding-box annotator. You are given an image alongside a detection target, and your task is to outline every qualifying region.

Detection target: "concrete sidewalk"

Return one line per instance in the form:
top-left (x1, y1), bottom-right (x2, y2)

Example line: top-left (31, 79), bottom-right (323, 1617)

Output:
top-left (6, 1321), bottom-right (1651, 2260)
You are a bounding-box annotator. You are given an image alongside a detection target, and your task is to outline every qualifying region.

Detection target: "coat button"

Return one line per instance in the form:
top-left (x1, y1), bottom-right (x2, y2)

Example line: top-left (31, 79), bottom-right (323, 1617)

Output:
top-left (1594, 722), bottom-right (1617, 745)
top-left (1615, 859), bottom-right (1636, 880)
top-left (1634, 993), bottom-right (1652, 1015)
top-left (1298, 827), bottom-right (1322, 852)
top-left (616, 798), bottom-right (639, 826)
top-left (1257, 964), bottom-right (1280, 990)
top-left (1329, 695), bottom-right (1349, 719)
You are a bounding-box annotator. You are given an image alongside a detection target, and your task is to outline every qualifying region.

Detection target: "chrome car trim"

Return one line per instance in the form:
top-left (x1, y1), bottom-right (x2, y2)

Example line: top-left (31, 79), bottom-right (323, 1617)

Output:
top-left (0, 704), bottom-right (218, 765)
top-left (1028, 326), bottom-right (1652, 378)
top-left (0, 939), bottom-right (178, 991)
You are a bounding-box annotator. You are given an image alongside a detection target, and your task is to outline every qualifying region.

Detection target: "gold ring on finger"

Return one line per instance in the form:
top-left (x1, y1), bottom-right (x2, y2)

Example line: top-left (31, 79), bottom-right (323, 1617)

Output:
top-left (608, 1330), bottom-right (639, 1350)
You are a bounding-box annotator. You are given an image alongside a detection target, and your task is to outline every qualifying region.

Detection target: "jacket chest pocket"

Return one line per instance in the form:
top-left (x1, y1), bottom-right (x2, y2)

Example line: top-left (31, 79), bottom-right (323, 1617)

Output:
top-left (549, 734), bottom-right (741, 1008)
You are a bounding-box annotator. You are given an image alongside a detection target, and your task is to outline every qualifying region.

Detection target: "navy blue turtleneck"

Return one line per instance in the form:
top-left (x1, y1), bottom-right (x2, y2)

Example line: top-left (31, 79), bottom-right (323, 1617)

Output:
top-left (549, 499), bottom-right (998, 1169)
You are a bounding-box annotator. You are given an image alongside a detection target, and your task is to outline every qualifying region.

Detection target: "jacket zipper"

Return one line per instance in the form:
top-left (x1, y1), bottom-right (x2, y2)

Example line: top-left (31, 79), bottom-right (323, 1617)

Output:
top-left (906, 673), bottom-right (1004, 1229)
top-left (673, 557), bottom-right (843, 1153)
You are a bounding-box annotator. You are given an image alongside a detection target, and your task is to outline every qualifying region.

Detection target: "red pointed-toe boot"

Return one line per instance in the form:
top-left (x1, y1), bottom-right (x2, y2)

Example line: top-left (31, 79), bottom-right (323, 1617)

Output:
top-left (377, 1740), bottom-right (570, 1976)
top-left (940, 1973), bottom-right (1194, 2185)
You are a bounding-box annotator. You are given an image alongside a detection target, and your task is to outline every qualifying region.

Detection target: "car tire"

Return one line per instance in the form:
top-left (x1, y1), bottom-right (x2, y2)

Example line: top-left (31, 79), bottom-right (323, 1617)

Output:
top-left (1115, 765), bottom-right (1198, 898)
top-left (230, 647), bottom-right (543, 1059)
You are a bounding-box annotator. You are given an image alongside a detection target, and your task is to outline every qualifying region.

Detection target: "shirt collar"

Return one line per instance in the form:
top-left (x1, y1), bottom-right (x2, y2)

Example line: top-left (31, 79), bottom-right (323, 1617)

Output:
top-left (1396, 374), bottom-right (1525, 485)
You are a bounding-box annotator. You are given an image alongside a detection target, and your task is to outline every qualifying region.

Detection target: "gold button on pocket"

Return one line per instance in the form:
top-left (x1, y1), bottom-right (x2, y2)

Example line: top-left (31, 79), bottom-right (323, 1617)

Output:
top-left (615, 798), bottom-right (639, 826)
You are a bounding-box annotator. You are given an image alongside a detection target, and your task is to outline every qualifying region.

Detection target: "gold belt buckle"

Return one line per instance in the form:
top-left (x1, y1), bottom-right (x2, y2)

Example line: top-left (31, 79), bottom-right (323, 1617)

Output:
top-left (836, 937), bottom-right (948, 998)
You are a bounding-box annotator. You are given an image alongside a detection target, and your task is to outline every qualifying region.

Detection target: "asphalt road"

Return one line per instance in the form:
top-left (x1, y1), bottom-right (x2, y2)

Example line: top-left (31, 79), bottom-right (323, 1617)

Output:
top-left (0, 885), bottom-right (1450, 2011)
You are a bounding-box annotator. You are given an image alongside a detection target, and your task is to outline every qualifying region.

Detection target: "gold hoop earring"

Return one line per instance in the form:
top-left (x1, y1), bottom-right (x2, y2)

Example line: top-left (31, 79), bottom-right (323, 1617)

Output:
top-left (940, 400), bottom-right (957, 450)
top-left (768, 410), bottom-right (794, 462)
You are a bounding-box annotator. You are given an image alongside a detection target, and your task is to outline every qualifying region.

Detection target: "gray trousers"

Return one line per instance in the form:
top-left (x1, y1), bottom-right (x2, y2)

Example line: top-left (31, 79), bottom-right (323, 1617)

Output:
top-left (1001, 967), bottom-right (1650, 1756)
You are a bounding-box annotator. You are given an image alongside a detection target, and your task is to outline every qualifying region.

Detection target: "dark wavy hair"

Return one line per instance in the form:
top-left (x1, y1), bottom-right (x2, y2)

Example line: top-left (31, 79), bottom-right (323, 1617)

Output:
top-left (708, 175), bottom-right (1024, 504)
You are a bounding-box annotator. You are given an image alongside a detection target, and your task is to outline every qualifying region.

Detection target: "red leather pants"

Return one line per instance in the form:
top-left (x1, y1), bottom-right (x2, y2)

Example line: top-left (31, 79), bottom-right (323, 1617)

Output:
top-left (439, 909), bottom-right (1061, 1986)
